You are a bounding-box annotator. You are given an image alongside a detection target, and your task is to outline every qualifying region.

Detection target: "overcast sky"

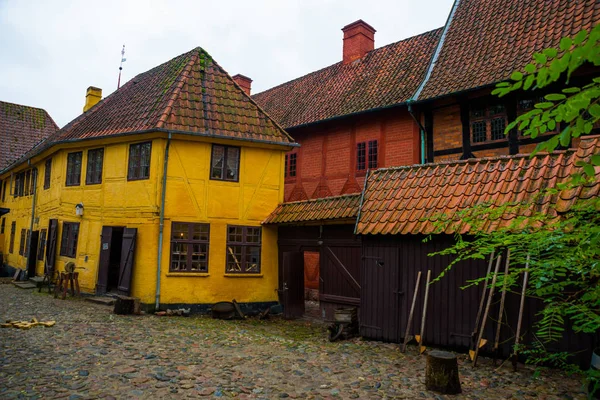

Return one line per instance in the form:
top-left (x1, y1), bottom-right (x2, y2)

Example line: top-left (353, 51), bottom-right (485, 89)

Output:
top-left (0, 0), bottom-right (453, 127)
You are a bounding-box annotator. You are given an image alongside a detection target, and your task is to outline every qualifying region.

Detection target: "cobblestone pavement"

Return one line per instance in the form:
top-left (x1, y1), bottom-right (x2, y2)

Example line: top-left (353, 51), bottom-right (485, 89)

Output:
top-left (0, 286), bottom-right (586, 399)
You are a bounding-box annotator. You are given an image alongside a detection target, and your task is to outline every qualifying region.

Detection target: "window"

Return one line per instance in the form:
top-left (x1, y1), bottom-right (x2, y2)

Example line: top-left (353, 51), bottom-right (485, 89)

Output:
top-left (470, 103), bottom-right (507, 143)
top-left (59, 222), bottom-right (80, 258)
top-left (86, 148), bottom-right (104, 184)
top-left (25, 230), bottom-right (31, 255)
top-left (66, 152), bottom-right (83, 186)
top-left (226, 226), bottom-right (261, 273)
top-left (211, 145), bottom-right (240, 182)
top-left (357, 140), bottom-right (378, 171)
top-left (9, 222), bottom-right (16, 254)
top-left (44, 159), bottom-right (52, 189)
top-left (19, 228), bottom-right (26, 256)
top-left (0, 218), bottom-right (4, 234)
top-left (38, 229), bottom-right (47, 261)
top-left (24, 170), bottom-right (30, 196)
top-left (1, 180), bottom-right (6, 201)
top-left (169, 222), bottom-right (210, 272)
top-left (128, 142), bottom-right (152, 180)
top-left (284, 153), bottom-right (297, 178)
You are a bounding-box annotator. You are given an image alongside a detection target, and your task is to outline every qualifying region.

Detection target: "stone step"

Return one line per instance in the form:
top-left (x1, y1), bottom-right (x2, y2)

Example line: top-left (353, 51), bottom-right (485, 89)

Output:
top-left (85, 297), bottom-right (116, 306)
top-left (29, 277), bottom-right (44, 287)
top-left (13, 282), bottom-right (37, 290)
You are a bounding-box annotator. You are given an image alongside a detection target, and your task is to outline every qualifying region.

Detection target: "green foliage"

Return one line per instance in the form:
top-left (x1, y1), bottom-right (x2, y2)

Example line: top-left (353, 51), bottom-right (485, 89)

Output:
top-left (491, 24), bottom-right (600, 173)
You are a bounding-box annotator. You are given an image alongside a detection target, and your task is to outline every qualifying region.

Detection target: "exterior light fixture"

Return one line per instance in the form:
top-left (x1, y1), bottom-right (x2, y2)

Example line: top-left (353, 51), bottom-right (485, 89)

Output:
top-left (75, 203), bottom-right (84, 217)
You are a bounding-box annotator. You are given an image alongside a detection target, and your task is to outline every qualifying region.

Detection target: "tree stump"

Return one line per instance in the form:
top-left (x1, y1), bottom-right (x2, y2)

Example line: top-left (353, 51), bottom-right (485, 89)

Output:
top-left (114, 295), bottom-right (135, 315)
top-left (425, 350), bottom-right (462, 394)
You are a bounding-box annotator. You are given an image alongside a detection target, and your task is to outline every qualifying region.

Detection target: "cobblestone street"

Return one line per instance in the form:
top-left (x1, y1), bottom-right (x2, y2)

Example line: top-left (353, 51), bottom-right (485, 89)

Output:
top-left (0, 286), bottom-right (586, 399)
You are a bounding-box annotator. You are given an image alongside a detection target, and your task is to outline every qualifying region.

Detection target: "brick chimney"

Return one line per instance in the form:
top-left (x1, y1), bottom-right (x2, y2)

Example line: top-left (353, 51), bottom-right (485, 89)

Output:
top-left (83, 86), bottom-right (102, 112)
top-left (232, 74), bottom-right (252, 96)
top-left (342, 20), bottom-right (376, 64)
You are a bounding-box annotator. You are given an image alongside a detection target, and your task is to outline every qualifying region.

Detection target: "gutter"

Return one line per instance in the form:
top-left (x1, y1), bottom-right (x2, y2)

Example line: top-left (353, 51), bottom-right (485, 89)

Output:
top-left (25, 168), bottom-right (38, 277)
top-left (412, 0), bottom-right (461, 101)
top-left (155, 133), bottom-right (171, 310)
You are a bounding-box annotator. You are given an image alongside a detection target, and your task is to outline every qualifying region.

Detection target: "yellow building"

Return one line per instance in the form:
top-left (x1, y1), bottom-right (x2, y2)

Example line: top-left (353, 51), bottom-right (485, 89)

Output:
top-left (0, 48), bottom-right (297, 311)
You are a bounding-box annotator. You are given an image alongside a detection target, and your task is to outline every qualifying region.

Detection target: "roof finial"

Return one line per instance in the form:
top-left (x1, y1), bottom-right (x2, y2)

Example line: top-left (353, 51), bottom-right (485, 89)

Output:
top-left (117, 44), bottom-right (126, 89)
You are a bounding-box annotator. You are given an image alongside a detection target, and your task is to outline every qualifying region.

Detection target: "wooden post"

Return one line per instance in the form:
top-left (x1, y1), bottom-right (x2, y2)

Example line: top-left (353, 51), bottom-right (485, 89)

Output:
top-left (471, 250), bottom-right (495, 351)
top-left (473, 254), bottom-right (503, 367)
top-left (417, 270), bottom-right (432, 354)
top-left (426, 350), bottom-right (462, 394)
top-left (493, 249), bottom-right (511, 365)
top-left (401, 271), bottom-right (422, 353)
top-left (512, 253), bottom-right (530, 371)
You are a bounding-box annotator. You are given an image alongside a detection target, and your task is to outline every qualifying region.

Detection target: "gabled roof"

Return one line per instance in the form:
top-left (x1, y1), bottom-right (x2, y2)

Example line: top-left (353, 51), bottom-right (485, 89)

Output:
top-left (355, 136), bottom-right (600, 235)
top-left (417, 0), bottom-right (600, 100)
top-left (263, 194), bottom-right (360, 224)
top-left (0, 101), bottom-right (58, 169)
top-left (253, 28), bottom-right (442, 129)
top-left (53, 47), bottom-right (294, 145)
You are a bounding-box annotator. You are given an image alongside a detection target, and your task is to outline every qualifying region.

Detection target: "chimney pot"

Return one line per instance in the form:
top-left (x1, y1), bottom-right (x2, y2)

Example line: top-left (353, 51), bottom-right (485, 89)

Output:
top-left (232, 74), bottom-right (252, 96)
top-left (342, 20), bottom-right (376, 64)
top-left (83, 86), bottom-right (102, 112)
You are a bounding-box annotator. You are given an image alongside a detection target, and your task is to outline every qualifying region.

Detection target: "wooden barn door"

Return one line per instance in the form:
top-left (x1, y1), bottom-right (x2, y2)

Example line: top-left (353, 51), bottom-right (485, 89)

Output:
top-left (44, 219), bottom-right (58, 276)
top-left (117, 228), bottom-right (137, 295)
top-left (282, 251), bottom-right (304, 319)
top-left (360, 243), bottom-right (401, 342)
top-left (320, 244), bottom-right (361, 306)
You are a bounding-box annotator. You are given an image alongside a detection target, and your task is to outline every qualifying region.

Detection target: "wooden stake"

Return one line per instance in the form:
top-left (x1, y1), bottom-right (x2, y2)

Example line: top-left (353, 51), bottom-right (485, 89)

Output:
top-left (493, 249), bottom-right (511, 365)
top-left (512, 253), bottom-right (530, 371)
top-left (470, 250), bottom-right (495, 354)
top-left (473, 254), bottom-right (503, 367)
top-left (401, 271), bottom-right (422, 353)
top-left (418, 270), bottom-right (432, 354)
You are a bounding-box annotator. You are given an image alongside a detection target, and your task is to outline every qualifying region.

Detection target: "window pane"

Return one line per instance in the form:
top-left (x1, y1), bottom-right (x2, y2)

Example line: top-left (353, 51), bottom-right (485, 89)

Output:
top-left (470, 104), bottom-right (485, 118)
top-left (357, 142), bottom-right (366, 171)
top-left (489, 104), bottom-right (505, 116)
top-left (211, 145), bottom-right (224, 179)
top-left (227, 226), bottom-right (243, 243)
top-left (246, 227), bottom-right (261, 243)
top-left (192, 224), bottom-right (209, 241)
top-left (226, 147), bottom-right (239, 181)
top-left (472, 121), bottom-right (487, 143)
top-left (172, 223), bottom-right (188, 241)
top-left (226, 245), bottom-right (243, 272)
top-left (491, 118), bottom-right (506, 141)
top-left (245, 246), bottom-right (260, 272)
top-left (368, 140), bottom-right (378, 169)
top-left (171, 243), bottom-right (188, 271)
top-left (289, 153), bottom-right (297, 177)
top-left (191, 244), bottom-right (208, 272)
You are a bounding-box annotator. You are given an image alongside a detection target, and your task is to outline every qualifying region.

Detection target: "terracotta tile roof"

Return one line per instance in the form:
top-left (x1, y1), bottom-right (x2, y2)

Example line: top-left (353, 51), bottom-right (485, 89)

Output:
top-left (0, 101), bottom-right (58, 169)
top-left (355, 137), bottom-right (600, 235)
top-left (417, 0), bottom-right (600, 100)
top-left (263, 194), bottom-right (360, 224)
top-left (52, 47), bottom-right (293, 145)
top-left (253, 29), bottom-right (442, 129)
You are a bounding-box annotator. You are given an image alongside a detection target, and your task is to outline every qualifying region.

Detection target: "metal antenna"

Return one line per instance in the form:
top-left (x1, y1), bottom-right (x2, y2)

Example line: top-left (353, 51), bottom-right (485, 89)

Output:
top-left (117, 44), bottom-right (126, 89)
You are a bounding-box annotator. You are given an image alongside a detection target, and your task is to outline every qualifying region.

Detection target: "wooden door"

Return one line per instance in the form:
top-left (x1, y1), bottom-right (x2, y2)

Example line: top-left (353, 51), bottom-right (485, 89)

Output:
top-left (96, 226), bottom-right (113, 294)
top-left (27, 231), bottom-right (39, 277)
top-left (117, 228), bottom-right (137, 295)
top-left (320, 244), bottom-right (361, 305)
top-left (282, 251), bottom-right (304, 319)
top-left (45, 219), bottom-right (58, 276)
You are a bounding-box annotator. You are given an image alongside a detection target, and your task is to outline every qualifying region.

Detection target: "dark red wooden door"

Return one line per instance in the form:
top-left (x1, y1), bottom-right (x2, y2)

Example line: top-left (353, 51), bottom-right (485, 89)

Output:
top-left (45, 219), bottom-right (58, 275)
top-left (282, 251), bottom-right (304, 319)
top-left (117, 228), bottom-right (137, 295)
top-left (96, 226), bottom-right (113, 294)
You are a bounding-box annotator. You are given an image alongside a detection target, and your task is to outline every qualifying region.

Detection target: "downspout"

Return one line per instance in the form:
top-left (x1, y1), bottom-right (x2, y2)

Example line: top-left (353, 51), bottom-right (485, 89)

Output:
top-left (155, 133), bottom-right (171, 310)
top-left (25, 167), bottom-right (37, 277)
top-left (407, 102), bottom-right (427, 164)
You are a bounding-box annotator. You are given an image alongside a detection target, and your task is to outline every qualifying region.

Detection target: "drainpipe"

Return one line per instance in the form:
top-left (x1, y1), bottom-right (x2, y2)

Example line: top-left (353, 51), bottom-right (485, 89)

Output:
top-left (25, 167), bottom-right (38, 278)
top-left (155, 133), bottom-right (171, 310)
top-left (407, 102), bottom-right (427, 164)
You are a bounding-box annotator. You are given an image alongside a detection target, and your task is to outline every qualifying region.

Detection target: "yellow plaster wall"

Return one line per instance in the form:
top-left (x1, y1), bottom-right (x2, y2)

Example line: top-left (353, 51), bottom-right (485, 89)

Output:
top-left (156, 140), bottom-right (285, 305)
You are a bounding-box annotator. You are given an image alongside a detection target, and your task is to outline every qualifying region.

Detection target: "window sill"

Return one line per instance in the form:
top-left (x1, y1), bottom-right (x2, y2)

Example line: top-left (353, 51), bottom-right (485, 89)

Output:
top-left (224, 273), bottom-right (263, 278)
top-left (166, 272), bottom-right (210, 278)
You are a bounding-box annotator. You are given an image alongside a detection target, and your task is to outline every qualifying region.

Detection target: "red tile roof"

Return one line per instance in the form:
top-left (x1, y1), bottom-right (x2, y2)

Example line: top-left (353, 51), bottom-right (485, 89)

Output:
top-left (355, 137), bottom-right (600, 235)
top-left (253, 29), bottom-right (442, 129)
top-left (417, 0), bottom-right (600, 100)
top-left (54, 47), bottom-right (293, 145)
top-left (0, 101), bottom-right (58, 169)
top-left (263, 194), bottom-right (360, 224)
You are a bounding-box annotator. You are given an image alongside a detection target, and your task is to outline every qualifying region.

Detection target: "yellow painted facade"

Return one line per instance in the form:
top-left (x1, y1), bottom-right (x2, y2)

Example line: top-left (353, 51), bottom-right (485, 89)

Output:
top-left (0, 132), bottom-right (287, 308)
